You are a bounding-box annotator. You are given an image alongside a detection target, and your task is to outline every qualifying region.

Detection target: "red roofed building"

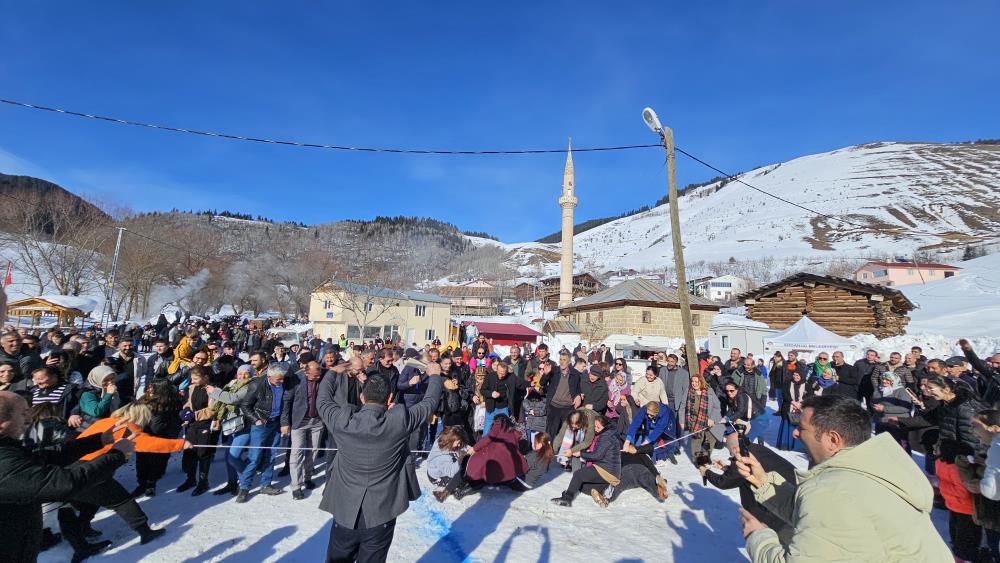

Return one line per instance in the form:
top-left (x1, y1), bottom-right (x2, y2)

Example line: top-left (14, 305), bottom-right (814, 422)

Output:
top-left (466, 321), bottom-right (544, 346)
top-left (853, 260), bottom-right (960, 287)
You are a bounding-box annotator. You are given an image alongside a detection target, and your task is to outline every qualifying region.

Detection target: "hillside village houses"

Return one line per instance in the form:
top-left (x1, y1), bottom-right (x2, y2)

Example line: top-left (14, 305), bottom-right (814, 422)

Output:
top-left (309, 279), bottom-right (451, 346)
top-left (853, 260), bottom-right (960, 287)
top-left (431, 279), bottom-right (505, 316)
top-left (693, 274), bottom-right (751, 302)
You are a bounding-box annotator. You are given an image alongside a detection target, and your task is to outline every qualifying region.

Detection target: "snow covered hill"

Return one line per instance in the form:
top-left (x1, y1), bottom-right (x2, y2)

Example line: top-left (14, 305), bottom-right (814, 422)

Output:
top-left (492, 142), bottom-right (1000, 275)
top-left (901, 251), bottom-right (1000, 338)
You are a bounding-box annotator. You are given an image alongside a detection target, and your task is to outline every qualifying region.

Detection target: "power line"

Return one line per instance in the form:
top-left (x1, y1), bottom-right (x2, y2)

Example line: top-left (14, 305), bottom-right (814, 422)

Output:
top-left (673, 146), bottom-right (950, 239)
top-left (0, 98), bottom-right (660, 155)
top-left (0, 96), bottom-right (966, 242)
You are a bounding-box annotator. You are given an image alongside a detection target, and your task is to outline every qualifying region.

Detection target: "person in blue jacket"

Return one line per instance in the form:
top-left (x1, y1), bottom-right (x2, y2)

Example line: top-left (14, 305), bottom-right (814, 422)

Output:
top-left (624, 400), bottom-right (677, 463)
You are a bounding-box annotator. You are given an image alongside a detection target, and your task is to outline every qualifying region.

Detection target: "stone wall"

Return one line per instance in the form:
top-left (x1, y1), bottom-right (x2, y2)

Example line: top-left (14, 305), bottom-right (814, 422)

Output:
top-left (571, 305), bottom-right (712, 341)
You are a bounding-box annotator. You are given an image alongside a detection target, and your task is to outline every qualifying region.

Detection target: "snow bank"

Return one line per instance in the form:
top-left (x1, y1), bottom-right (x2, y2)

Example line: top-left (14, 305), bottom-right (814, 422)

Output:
top-left (710, 313), bottom-right (769, 329)
top-left (901, 252), bottom-right (1000, 338)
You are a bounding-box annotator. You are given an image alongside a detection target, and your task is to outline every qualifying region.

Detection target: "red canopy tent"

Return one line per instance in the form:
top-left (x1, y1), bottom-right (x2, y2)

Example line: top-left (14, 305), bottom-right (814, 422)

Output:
top-left (468, 322), bottom-right (543, 346)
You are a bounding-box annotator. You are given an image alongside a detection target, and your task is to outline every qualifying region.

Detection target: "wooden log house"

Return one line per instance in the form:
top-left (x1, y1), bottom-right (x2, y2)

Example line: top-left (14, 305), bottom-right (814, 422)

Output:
top-left (739, 273), bottom-right (914, 338)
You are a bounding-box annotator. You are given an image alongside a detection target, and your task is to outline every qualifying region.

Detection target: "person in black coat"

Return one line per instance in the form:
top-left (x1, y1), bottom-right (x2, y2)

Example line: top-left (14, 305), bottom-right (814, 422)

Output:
top-left (481, 361), bottom-right (528, 426)
top-left (177, 367), bottom-right (219, 496)
top-left (366, 350), bottom-right (400, 391)
top-left (133, 379), bottom-right (182, 497)
top-left (0, 390), bottom-right (133, 563)
top-left (854, 350), bottom-right (881, 408)
top-left (831, 352), bottom-right (860, 399)
top-left (701, 430), bottom-right (798, 545)
top-left (579, 365), bottom-right (610, 415)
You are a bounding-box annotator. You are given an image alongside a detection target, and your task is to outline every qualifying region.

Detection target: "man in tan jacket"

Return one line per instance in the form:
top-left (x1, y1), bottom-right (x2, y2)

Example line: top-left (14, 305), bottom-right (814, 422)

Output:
top-left (737, 394), bottom-right (951, 562)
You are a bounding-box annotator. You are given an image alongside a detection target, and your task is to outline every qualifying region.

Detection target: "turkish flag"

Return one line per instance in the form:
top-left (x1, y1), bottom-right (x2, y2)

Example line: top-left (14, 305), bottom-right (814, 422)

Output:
top-left (3, 262), bottom-right (12, 287)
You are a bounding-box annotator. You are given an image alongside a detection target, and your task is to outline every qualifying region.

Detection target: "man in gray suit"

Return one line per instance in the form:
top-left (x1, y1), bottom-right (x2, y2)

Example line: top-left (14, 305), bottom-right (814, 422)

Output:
top-left (316, 358), bottom-right (442, 563)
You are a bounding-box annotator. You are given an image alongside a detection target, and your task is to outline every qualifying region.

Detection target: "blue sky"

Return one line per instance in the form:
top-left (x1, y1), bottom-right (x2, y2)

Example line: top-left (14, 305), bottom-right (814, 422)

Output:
top-left (1, 2), bottom-right (997, 242)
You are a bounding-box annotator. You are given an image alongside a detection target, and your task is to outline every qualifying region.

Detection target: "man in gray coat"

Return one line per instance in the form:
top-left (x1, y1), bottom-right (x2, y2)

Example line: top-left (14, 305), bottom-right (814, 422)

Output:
top-left (316, 359), bottom-right (442, 562)
top-left (658, 353), bottom-right (690, 413)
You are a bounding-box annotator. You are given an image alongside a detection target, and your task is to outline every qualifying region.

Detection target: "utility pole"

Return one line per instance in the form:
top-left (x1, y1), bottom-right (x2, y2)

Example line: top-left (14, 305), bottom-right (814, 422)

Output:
top-left (100, 227), bottom-right (125, 329)
top-left (643, 108), bottom-right (698, 368)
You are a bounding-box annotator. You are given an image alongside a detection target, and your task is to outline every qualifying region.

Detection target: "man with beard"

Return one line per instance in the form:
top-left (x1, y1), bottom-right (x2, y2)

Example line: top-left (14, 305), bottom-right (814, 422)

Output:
top-left (722, 348), bottom-right (744, 378)
top-left (737, 394), bottom-right (950, 562)
top-left (658, 354), bottom-right (689, 415)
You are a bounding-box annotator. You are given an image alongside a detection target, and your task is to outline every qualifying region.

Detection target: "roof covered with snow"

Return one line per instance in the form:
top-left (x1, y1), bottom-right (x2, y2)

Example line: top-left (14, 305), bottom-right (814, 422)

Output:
top-left (560, 277), bottom-right (722, 313)
top-left (9, 295), bottom-right (99, 314)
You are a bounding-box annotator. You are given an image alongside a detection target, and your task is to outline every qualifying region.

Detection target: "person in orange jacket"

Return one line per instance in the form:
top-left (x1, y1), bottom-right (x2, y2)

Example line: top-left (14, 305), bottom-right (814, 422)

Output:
top-left (77, 403), bottom-right (188, 461)
top-left (61, 402), bottom-right (174, 551)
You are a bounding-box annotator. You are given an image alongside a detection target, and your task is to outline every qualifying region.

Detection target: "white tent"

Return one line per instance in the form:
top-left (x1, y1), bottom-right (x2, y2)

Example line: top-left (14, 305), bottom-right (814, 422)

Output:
top-left (762, 315), bottom-right (861, 362)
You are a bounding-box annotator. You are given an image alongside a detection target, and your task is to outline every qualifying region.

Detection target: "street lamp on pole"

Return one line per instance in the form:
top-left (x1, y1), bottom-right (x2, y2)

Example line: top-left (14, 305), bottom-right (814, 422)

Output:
top-left (643, 107), bottom-right (699, 369)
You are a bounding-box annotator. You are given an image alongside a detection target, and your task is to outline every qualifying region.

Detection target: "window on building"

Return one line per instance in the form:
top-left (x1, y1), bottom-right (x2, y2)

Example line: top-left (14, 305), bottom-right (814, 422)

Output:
top-left (383, 325), bottom-right (399, 339)
top-left (907, 269), bottom-right (914, 276)
top-left (323, 300), bottom-right (331, 309)
top-left (598, 311), bottom-right (603, 323)
top-left (364, 302), bottom-right (373, 313)
top-left (363, 326), bottom-right (381, 339)
top-left (642, 310), bottom-right (651, 324)
top-left (347, 325), bottom-right (361, 339)
top-left (861, 272), bottom-right (869, 279)
top-left (415, 304), bottom-right (427, 317)
top-left (424, 329), bottom-right (435, 341)
top-left (873, 269), bottom-right (888, 277)
top-left (586, 313), bottom-right (591, 323)
top-left (928, 269), bottom-right (936, 275)
top-left (692, 314), bottom-right (701, 326)
top-left (722, 335), bottom-right (729, 348)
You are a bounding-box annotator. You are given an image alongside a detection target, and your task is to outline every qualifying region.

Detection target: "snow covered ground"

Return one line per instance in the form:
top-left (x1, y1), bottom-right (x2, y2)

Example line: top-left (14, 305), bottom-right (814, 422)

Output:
top-left (37, 404), bottom-right (951, 563)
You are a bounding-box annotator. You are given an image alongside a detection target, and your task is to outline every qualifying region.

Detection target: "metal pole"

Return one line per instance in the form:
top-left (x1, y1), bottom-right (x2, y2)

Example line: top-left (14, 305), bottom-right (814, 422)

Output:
top-left (660, 127), bottom-right (699, 369)
top-left (101, 227), bottom-right (125, 329)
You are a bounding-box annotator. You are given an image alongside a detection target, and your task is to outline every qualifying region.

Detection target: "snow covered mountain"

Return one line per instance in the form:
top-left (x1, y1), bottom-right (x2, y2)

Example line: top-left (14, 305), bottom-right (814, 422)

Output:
top-left (492, 141), bottom-right (1000, 275)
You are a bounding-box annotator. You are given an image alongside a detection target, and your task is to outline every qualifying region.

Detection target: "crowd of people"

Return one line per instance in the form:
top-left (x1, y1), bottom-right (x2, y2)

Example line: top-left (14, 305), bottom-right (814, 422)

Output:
top-left (0, 307), bottom-right (998, 562)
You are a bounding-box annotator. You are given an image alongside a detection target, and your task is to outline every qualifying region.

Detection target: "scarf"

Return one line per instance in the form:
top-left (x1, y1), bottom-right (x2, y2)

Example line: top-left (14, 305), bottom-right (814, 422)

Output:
top-left (685, 388), bottom-right (710, 432)
top-left (813, 360), bottom-right (830, 378)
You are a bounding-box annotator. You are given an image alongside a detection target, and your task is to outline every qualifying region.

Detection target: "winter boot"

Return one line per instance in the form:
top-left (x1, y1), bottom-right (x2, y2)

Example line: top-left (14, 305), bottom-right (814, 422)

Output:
top-left (213, 480), bottom-right (238, 496)
top-left (191, 474), bottom-right (209, 496)
top-left (58, 507), bottom-right (112, 563)
top-left (70, 541), bottom-right (112, 563)
top-left (235, 489), bottom-right (250, 503)
top-left (590, 489), bottom-right (609, 508)
top-left (259, 484), bottom-right (284, 496)
top-left (137, 524), bottom-right (166, 545)
top-left (39, 528), bottom-right (62, 551)
top-left (550, 491), bottom-right (573, 507)
top-left (176, 476), bottom-right (196, 493)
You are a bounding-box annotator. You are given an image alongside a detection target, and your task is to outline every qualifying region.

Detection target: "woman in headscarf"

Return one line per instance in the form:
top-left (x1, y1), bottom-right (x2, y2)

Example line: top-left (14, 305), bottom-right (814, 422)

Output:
top-left (606, 361), bottom-right (631, 420)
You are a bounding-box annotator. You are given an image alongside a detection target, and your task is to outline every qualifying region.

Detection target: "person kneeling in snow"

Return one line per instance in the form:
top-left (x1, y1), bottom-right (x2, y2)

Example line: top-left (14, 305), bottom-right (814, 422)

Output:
top-left (551, 415), bottom-right (621, 508)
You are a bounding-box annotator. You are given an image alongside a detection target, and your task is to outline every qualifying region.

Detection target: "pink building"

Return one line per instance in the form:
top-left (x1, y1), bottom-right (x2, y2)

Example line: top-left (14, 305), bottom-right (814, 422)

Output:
top-left (854, 261), bottom-right (960, 287)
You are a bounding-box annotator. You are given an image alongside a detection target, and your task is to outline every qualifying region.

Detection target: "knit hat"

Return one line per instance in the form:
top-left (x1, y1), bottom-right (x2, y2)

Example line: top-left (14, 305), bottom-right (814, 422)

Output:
top-left (87, 365), bottom-right (116, 389)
